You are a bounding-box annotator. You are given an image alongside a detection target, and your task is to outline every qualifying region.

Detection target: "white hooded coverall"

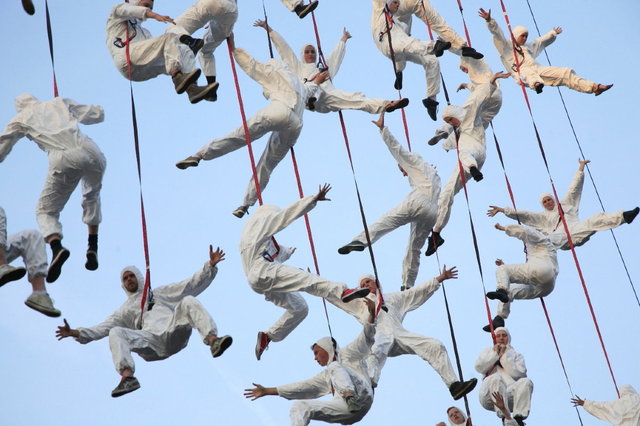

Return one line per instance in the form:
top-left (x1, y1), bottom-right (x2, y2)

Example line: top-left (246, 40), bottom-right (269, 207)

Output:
top-left (0, 207), bottom-right (48, 281)
top-left (475, 327), bottom-right (533, 419)
top-left (195, 48), bottom-right (307, 207)
top-left (583, 385), bottom-right (640, 426)
top-left (371, 0), bottom-right (440, 97)
top-left (502, 170), bottom-right (625, 250)
top-left (0, 94), bottom-right (106, 240)
top-left (240, 197), bottom-right (353, 342)
top-left (349, 127), bottom-right (440, 289)
top-left (277, 324), bottom-right (376, 426)
top-left (495, 224), bottom-right (559, 319)
top-left (75, 264), bottom-right (220, 374)
top-left (434, 79), bottom-right (501, 231)
top-left (269, 29), bottom-right (387, 114)
top-left (106, 2), bottom-right (196, 81)
top-left (331, 276), bottom-right (459, 388)
top-left (165, 0), bottom-right (238, 79)
top-left (394, 0), bottom-right (468, 51)
top-left (486, 20), bottom-right (596, 93)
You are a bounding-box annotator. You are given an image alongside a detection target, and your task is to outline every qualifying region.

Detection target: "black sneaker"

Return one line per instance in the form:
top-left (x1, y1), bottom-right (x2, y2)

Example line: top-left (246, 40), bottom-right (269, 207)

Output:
top-left (461, 46), bottom-right (484, 59)
top-left (385, 97), bottom-right (409, 113)
top-left (232, 205), bottom-right (249, 218)
top-left (534, 83), bottom-right (544, 94)
top-left (176, 156), bottom-right (201, 170)
top-left (449, 378), bottom-right (478, 400)
top-left (85, 249), bottom-right (99, 271)
top-left (433, 39), bottom-right (452, 57)
top-left (210, 335), bottom-right (233, 358)
top-left (428, 131), bottom-right (448, 146)
top-left (469, 166), bottom-right (484, 182)
top-left (47, 245), bottom-right (70, 283)
top-left (623, 207), bottom-right (639, 224)
top-left (306, 96), bottom-right (317, 111)
top-left (425, 232), bottom-right (444, 256)
top-left (486, 288), bottom-right (509, 303)
top-left (203, 83), bottom-right (219, 102)
top-left (294, 1), bottom-right (318, 18)
top-left (483, 315), bottom-right (505, 332)
top-left (111, 376), bottom-right (141, 398)
top-left (514, 415), bottom-right (526, 426)
top-left (172, 69), bottom-right (201, 94)
top-left (341, 287), bottom-right (370, 303)
top-left (422, 98), bottom-right (439, 121)
top-left (179, 35), bottom-right (205, 55)
top-left (394, 71), bottom-right (403, 90)
top-left (338, 241), bottom-right (365, 255)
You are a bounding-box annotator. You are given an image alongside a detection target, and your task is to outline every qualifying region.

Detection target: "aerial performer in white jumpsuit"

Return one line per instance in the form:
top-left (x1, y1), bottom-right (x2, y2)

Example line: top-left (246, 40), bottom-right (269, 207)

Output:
top-left (165, 0), bottom-right (238, 102)
top-left (371, 0), bottom-right (446, 120)
top-left (106, 0), bottom-right (218, 104)
top-left (571, 385), bottom-right (640, 426)
top-left (55, 245), bottom-right (233, 398)
top-left (475, 327), bottom-right (532, 426)
top-left (338, 111), bottom-right (440, 290)
top-left (329, 266), bottom-right (478, 401)
top-left (245, 298), bottom-right (377, 426)
top-left (280, 0), bottom-right (319, 19)
top-left (175, 33), bottom-right (325, 218)
top-left (393, 0), bottom-right (483, 59)
top-left (253, 20), bottom-right (409, 114)
top-left (438, 393), bottom-right (519, 426)
top-left (243, 184), bottom-right (371, 360)
top-left (0, 206), bottom-right (60, 317)
top-left (424, 71), bottom-right (510, 256)
top-left (478, 8), bottom-right (612, 95)
top-left (487, 159), bottom-right (639, 250)
top-left (483, 223), bottom-right (558, 332)
top-left (0, 93), bottom-right (107, 283)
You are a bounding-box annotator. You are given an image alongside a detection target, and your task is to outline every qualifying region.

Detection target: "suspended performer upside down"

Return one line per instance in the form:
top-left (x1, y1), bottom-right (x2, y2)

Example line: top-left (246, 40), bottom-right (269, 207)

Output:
top-left (55, 245), bottom-right (232, 398)
top-left (254, 20), bottom-right (409, 115)
top-left (0, 94), bottom-right (107, 282)
top-left (338, 111), bottom-right (440, 290)
top-left (106, 0), bottom-right (218, 103)
top-left (479, 8), bottom-right (612, 96)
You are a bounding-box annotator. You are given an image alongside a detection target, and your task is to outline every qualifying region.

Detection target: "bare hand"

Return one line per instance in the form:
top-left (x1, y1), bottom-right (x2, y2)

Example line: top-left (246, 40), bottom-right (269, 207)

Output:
top-left (253, 19), bottom-right (270, 31)
top-left (479, 8), bottom-right (491, 21)
top-left (342, 28), bottom-right (352, 41)
top-left (311, 70), bottom-right (330, 84)
top-left (147, 11), bottom-right (175, 24)
top-left (437, 265), bottom-right (458, 282)
top-left (371, 111), bottom-right (385, 129)
top-left (495, 258), bottom-right (504, 266)
top-left (244, 383), bottom-right (267, 400)
top-left (56, 318), bottom-right (78, 340)
top-left (571, 396), bottom-right (585, 406)
top-left (487, 205), bottom-right (504, 217)
top-left (493, 343), bottom-right (507, 356)
top-left (492, 391), bottom-right (506, 409)
top-left (315, 183), bottom-right (332, 201)
top-left (456, 83), bottom-right (468, 92)
top-left (491, 71), bottom-right (511, 83)
top-left (495, 223), bottom-right (506, 231)
top-left (578, 159), bottom-right (591, 171)
top-left (209, 245), bottom-right (225, 266)
top-left (554, 27), bottom-right (563, 34)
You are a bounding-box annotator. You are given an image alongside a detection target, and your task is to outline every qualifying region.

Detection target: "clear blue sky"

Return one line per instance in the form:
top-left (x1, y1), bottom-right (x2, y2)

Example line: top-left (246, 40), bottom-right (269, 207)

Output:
top-left (0, 1), bottom-right (638, 425)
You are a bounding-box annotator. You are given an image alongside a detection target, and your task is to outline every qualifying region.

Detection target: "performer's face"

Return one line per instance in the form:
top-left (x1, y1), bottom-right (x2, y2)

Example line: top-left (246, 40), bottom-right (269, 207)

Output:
top-left (542, 195), bottom-right (555, 211)
top-left (312, 344), bottom-right (330, 366)
top-left (122, 271), bottom-right (139, 292)
top-left (444, 116), bottom-right (461, 127)
top-left (447, 407), bottom-right (466, 425)
top-left (495, 330), bottom-right (509, 345)
top-left (303, 46), bottom-right (317, 64)
top-left (359, 277), bottom-right (378, 295)
top-left (387, 0), bottom-right (400, 14)
top-left (516, 32), bottom-right (528, 46)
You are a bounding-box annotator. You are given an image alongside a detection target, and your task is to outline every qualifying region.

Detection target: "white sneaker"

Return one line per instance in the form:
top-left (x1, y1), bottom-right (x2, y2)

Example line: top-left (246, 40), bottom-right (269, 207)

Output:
top-left (0, 264), bottom-right (26, 287)
top-left (24, 292), bottom-right (61, 317)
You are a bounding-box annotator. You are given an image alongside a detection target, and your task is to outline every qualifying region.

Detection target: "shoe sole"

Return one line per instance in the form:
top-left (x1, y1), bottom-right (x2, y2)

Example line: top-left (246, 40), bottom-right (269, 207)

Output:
top-left (232, 208), bottom-right (247, 218)
top-left (297, 1), bottom-right (318, 18)
top-left (24, 299), bottom-right (61, 317)
top-left (452, 378), bottom-right (478, 400)
top-left (175, 69), bottom-right (202, 94)
top-left (189, 82), bottom-right (219, 104)
top-left (0, 267), bottom-right (27, 287)
top-left (385, 98), bottom-right (409, 113)
top-left (212, 335), bottom-right (233, 358)
top-left (176, 159), bottom-right (199, 170)
top-left (111, 381), bottom-right (141, 398)
top-left (46, 248), bottom-right (70, 283)
top-left (338, 244), bottom-right (365, 255)
top-left (85, 251), bottom-right (99, 271)
top-left (341, 288), bottom-right (370, 303)
top-left (486, 291), bottom-right (509, 303)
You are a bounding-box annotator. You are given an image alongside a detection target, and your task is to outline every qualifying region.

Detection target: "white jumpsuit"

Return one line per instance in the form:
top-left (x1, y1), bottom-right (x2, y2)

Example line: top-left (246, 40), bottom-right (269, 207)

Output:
top-left (240, 197), bottom-right (351, 342)
top-left (502, 170), bottom-right (625, 250)
top-left (395, 0), bottom-right (467, 51)
top-left (486, 19), bottom-right (595, 93)
top-left (330, 277), bottom-right (458, 388)
top-left (350, 127), bottom-right (440, 289)
top-left (277, 324), bottom-right (376, 426)
top-left (434, 80), bottom-right (501, 231)
top-left (195, 49), bottom-right (307, 207)
top-left (0, 207), bottom-right (48, 280)
top-left (371, 0), bottom-right (440, 97)
top-left (475, 330), bottom-right (533, 419)
top-left (0, 94), bottom-right (106, 240)
top-left (106, 3), bottom-right (196, 81)
top-left (165, 0), bottom-right (238, 79)
top-left (75, 264), bottom-right (220, 374)
top-left (269, 29), bottom-right (387, 114)
top-left (583, 385), bottom-right (640, 426)
top-left (495, 224), bottom-right (559, 319)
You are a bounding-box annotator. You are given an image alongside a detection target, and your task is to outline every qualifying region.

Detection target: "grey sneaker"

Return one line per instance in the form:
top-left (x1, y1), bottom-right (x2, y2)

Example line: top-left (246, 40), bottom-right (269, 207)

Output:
top-left (172, 69), bottom-right (201, 94)
top-left (111, 376), bottom-right (141, 398)
top-left (209, 335), bottom-right (233, 358)
top-left (187, 82), bottom-right (219, 104)
top-left (24, 292), bottom-right (61, 317)
top-left (0, 264), bottom-right (27, 287)
top-left (176, 156), bottom-right (201, 170)
top-left (232, 205), bottom-right (249, 218)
